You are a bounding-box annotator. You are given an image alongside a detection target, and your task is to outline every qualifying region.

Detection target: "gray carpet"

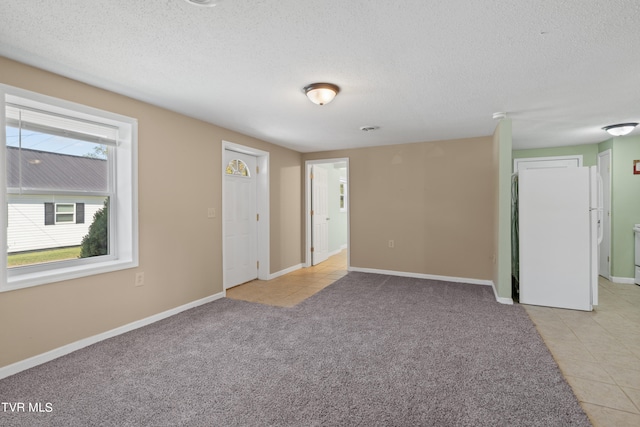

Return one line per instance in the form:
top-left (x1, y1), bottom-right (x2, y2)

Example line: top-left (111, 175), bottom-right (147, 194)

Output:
top-left (0, 272), bottom-right (591, 426)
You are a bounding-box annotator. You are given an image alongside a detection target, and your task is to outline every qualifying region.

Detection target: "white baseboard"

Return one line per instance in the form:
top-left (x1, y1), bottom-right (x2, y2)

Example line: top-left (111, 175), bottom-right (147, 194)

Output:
top-left (268, 263), bottom-right (303, 280)
top-left (328, 248), bottom-right (343, 257)
top-left (491, 283), bottom-right (514, 305)
top-left (348, 266), bottom-right (491, 286)
top-left (611, 276), bottom-right (636, 285)
top-left (348, 267), bottom-right (513, 305)
top-left (0, 291), bottom-right (225, 380)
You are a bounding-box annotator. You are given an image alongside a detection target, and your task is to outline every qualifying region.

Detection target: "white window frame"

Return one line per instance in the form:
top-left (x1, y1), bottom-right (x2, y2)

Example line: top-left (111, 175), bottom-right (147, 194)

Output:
top-left (55, 203), bottom-right (76, 224)
top-left (1, 85), bottom-right (138, 292)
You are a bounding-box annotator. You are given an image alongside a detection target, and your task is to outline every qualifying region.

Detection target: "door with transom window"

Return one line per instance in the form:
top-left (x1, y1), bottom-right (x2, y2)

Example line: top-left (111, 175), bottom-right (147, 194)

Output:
top-left (223, 150), bottom-right (257, 289)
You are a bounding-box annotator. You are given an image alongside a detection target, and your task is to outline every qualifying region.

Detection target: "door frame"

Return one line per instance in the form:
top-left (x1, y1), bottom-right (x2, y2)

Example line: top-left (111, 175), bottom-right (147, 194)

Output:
top-left (597, 149), bottom-right (612, 279)
top-left (304, 158), bottom-right (350, 268)
top-left (222, 141), bottom-right (270, 288)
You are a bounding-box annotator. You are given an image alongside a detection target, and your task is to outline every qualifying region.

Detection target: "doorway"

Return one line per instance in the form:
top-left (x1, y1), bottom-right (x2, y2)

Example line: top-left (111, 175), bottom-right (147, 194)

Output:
top-left (222, 141), bottom-right (269, 289)
top-left (598, 149), bottom-right (612, 279)
top-left (305, 159), bottom-right (349, 268)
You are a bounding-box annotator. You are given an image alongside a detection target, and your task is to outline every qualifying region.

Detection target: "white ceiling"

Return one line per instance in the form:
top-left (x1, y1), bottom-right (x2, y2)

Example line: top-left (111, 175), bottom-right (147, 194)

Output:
top-left (1, 0), bottom-right (639, 152)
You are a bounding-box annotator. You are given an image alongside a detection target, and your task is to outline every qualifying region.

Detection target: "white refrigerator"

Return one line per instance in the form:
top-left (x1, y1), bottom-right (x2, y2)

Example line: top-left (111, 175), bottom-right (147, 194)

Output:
top-left (518, 166), bottom-right (601, 311)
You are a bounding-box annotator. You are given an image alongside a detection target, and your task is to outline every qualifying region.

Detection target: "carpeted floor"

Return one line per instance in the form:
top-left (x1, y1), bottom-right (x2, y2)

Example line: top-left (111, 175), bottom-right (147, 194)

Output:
top-left (0, 272), bottom-right (591, 426)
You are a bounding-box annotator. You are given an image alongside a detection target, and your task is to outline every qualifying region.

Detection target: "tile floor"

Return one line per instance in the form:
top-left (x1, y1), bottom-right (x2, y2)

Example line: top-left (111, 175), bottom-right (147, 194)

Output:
top-left (228, 257), bottom-right (640, 426)
top-left (524, 277), bottom-right (640, 426)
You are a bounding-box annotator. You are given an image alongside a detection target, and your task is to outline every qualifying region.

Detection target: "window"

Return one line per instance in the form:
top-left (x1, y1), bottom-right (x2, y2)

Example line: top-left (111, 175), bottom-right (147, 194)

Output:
top-left (55, 203), bottom-right (75, 223)
top-left (225, 159), bottom-right (250, 177)
top-left (1, 85), bottom-right (138, 291)
top-left (339, 179), bottom-right (347, 212)
top-left (44, 203), bottom-right (85, 225)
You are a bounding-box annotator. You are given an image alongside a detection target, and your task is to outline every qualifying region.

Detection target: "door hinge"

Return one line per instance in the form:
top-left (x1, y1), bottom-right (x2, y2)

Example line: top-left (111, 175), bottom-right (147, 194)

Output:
top-left (311, 247), bottom-right (314, 253)
top-left (310, 172), bottom-right (314, 180)
top-left (310, 210), bottom-right (314, 216)
top-left (257, 213), bottom-right (259, 221)
top-left (256, 165), bottom-right (259, 174)
top-left (257, 261), bottom-right (259, 269)
top-left (607, 256), bottom-right (609, 262)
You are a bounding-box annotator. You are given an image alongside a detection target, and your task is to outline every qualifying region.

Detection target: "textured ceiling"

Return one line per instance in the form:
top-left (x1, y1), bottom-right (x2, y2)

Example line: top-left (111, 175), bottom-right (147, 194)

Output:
top-left (1, 0), bottom-right (639, 152)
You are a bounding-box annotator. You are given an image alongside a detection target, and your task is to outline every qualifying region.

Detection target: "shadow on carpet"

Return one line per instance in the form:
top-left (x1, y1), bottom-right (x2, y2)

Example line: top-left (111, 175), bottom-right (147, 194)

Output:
top-left (0, 272), bottom-right (591, 426)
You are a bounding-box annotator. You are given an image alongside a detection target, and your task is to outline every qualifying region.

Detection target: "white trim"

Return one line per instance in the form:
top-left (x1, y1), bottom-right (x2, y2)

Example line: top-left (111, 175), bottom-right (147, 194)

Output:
top-left (348, 267), bottom-right (513, 305)
top-left (611, 276), bottom-right (635, 285)
top-left (491, 282), bottom-right (514, 305)
top-left (222, 141), bottom-right (270, 287)
top-left (268, 263), bottom-right (303, 280)
top-left (328, 247), bottom-right (344, 257)
top-left (0, 93), bottom-right (6, 288)
top-left (0, 291), bottom-right (225, 380)
top-left (304, 158), bottom-right (350, 269)
top-left (513, 155), bottom-right (583, 172)
top-left (348, 266), bottom-right (490, 286)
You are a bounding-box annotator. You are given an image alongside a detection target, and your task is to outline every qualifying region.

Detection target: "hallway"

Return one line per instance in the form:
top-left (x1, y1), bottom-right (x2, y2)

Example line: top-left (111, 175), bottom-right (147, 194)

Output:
top-left (226, 250), bottom-right (347, 307)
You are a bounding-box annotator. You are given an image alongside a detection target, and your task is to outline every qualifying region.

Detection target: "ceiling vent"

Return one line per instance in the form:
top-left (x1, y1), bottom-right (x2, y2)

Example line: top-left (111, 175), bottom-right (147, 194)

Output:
top-left (360, 126), bottom-right (380, 132)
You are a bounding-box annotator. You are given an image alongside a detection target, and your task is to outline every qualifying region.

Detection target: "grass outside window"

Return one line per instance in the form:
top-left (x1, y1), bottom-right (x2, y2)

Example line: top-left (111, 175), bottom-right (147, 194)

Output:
top-left (8, 246), bottom-right (81, 267)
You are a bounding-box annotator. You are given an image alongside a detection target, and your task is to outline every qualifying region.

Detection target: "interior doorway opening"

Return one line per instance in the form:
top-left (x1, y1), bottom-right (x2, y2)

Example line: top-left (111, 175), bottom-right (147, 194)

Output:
top-left (597, 149), bottom-right (611, 280)
top-left (305, 158), bottom-right (349, 268)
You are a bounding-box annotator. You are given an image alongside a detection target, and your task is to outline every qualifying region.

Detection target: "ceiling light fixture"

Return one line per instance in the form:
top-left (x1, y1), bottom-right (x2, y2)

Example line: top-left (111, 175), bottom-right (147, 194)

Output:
top-left (183, 0), bottom-right (221, 7)
top-left (602, 123), bottom-right (638, 136)
top-left (303, 83), bottom-right (340, 106)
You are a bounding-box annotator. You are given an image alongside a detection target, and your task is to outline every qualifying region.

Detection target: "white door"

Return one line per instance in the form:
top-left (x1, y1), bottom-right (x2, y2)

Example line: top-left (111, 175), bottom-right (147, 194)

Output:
top-left (224, 150), bottom-right (257, 289)
top-left (311, 165), bottom-right (329, 265)
top-left (597, 150), bottom-right (611, 279)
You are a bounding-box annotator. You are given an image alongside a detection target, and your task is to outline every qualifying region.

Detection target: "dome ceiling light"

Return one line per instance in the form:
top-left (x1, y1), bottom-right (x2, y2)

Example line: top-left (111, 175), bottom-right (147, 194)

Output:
top-left (602, 123), bottom-right (638, 136)
top-left (303, 83), bottom-right (340, 106)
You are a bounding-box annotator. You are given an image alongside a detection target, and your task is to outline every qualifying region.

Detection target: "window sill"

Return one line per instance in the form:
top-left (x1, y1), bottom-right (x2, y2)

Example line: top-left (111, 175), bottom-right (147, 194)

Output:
top-left (2, 258), bottom-right (138, 293)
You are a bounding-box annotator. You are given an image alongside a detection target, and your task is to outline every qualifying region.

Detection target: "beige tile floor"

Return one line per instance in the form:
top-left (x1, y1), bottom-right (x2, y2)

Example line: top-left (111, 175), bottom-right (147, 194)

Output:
top-left (524, 277), bottom-right (640, 427)
top-left (229, 259), bottom-right (640, 426)
top-left (226, 250), bottom-right (348, 307)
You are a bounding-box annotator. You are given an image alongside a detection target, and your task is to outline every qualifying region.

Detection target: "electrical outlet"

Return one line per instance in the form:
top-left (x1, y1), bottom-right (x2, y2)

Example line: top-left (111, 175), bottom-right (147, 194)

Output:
top-left (207, 208), bottom-right (216, 218)
top-left (135, 272), bottom-right (145, 287)
top-left (388, 240), bottom-right (394, 248)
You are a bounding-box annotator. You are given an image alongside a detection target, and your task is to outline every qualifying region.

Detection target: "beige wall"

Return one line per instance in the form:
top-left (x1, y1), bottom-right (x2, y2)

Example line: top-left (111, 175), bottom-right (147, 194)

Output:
top-left (0, 57), bottom-right (303, 368)
top-left (304, 137), bottom-right (495, 280)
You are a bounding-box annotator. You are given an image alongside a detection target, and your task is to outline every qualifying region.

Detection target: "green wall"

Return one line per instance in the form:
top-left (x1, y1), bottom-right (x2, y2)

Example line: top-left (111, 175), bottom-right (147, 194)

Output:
top-left (493, 119), bottom-right (512, 300)
top-left (607, 135), bottom-right (640, 278)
